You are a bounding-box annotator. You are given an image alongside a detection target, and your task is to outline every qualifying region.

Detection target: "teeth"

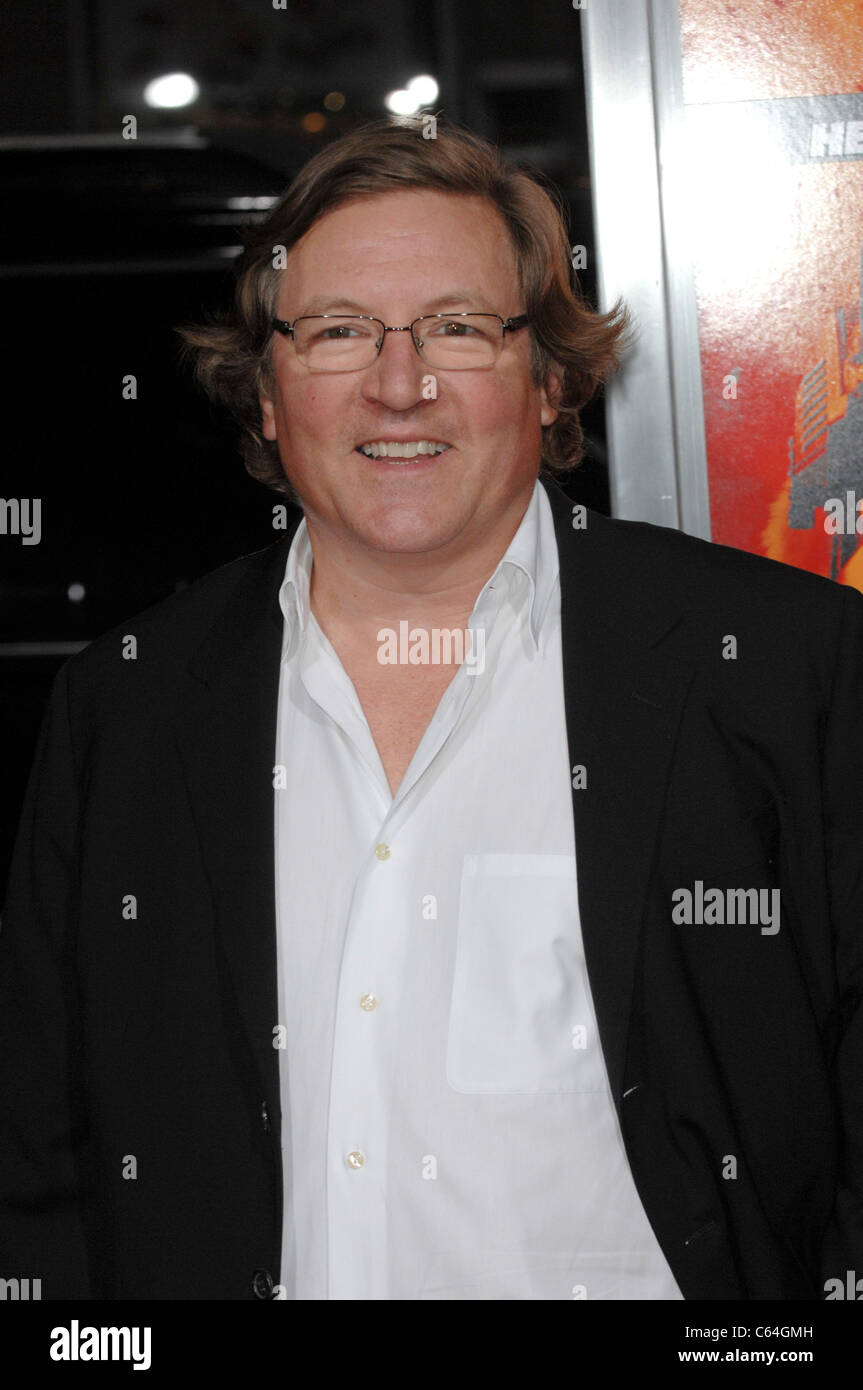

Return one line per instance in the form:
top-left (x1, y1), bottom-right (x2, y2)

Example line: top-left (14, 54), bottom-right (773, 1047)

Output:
top-left (358, 440), bottom-right (450, 460)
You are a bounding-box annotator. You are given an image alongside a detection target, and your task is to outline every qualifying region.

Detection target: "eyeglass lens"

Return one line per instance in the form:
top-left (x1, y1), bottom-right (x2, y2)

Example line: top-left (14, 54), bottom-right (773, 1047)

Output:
top-left (292, 315), bottom-right (504, 370)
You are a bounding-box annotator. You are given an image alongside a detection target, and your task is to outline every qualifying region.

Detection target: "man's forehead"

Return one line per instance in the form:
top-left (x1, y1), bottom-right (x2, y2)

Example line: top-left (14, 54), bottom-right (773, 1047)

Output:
top-left (281, 190), bottom-right (519, 308)
top-left (296, 289), bottom-right (493, 315)
top-left (300, 187), bottom-right (509, 237)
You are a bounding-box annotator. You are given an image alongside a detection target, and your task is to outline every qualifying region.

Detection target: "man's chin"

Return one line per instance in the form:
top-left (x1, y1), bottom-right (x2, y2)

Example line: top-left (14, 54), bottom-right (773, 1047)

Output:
top-left (352, 516), bottom-right (466, 556)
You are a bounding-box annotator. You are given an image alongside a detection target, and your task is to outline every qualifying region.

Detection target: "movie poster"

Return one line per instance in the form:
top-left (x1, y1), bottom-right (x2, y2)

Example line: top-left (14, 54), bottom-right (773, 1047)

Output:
top-left (678, 0), bottom-right (863, 590)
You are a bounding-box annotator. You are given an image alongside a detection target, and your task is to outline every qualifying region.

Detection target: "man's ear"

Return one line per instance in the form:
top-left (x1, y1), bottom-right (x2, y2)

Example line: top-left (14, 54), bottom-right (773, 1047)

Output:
top-left (259, 384), bottom-right (277, 442)
top-left (539, 365), bottom-right (564, 427)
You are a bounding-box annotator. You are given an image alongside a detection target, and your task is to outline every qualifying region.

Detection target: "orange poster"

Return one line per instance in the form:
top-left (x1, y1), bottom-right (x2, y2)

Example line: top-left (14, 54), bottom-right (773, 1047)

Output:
top-left (678, 0), bottom-right (863, 589)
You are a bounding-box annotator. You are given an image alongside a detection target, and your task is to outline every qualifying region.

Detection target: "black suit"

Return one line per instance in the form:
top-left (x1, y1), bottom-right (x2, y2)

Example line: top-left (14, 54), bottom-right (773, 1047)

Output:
top-left (2, 475), bottom-right (862, 1299)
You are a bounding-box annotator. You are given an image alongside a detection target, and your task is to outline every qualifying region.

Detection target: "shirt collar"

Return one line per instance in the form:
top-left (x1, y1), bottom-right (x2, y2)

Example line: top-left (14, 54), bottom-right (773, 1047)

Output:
top-left (278, 476), bottom-right (558, 656)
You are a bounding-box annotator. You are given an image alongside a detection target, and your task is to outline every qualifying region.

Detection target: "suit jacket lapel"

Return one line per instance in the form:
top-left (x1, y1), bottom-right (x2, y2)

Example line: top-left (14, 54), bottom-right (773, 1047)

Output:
top-left (541, 477), bottom-right (696, 1102)
top-left (172, 522), bottom-right (301, 1112)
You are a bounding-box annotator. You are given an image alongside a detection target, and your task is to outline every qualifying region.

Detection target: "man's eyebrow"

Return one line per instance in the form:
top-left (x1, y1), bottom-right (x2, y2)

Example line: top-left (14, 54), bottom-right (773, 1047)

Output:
top-left (297, 297), bottom-right (373, 315)
top-left (421, 292), bottom-right (486, 312)
top-left (294, 291), bottom-right (486, 317)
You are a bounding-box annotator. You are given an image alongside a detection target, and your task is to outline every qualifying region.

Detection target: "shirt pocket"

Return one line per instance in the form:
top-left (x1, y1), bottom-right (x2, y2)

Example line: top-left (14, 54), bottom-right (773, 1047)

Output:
top-left (446, 853), bottom-right (608, 1094)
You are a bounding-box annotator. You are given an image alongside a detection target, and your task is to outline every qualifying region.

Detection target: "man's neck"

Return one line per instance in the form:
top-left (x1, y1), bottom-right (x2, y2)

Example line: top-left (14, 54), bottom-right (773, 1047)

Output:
top-left (305, 503), bottom-right (531, 650)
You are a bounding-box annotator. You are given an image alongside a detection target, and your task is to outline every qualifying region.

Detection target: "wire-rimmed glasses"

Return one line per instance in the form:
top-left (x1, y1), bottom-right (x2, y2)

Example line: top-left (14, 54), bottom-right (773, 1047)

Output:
top-left (270, 312), bottom-right (530, 371)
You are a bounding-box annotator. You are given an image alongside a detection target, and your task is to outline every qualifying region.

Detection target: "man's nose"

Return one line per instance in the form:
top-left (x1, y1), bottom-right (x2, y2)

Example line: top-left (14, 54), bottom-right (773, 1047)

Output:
top-left (359, 328), bottom-right (432, 410)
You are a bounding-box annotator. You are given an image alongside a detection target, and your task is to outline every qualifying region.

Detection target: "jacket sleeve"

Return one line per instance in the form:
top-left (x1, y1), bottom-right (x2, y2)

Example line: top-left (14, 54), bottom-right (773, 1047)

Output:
top-left (0, 660), bottom-right (94, 1298)
top-left (818, 583), bottom-right (863, 1294)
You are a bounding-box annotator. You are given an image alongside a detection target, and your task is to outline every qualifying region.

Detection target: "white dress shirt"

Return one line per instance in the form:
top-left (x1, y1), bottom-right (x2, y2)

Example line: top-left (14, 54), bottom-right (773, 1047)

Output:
top-left (273, 479), bottom-right (684, 1300)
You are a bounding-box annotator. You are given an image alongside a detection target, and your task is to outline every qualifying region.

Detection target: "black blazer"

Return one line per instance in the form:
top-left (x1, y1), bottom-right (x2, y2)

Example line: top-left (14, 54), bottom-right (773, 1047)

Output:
top-left (2, 475), bottom-right (862, 1300)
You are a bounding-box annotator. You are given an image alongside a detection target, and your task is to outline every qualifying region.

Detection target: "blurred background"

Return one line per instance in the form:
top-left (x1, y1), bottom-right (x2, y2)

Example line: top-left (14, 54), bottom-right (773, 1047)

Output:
top-left (1, 0), bottom-right (608, 896)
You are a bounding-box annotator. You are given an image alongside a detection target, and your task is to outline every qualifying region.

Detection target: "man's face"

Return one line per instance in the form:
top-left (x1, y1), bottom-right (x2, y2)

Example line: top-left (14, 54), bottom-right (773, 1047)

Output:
top-left (259, 189), bottom-right (560, 559)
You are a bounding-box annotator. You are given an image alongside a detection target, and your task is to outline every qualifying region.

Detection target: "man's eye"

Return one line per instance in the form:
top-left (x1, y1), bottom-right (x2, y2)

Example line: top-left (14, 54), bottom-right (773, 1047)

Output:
top-left (436, 320), bottom-right (478, 337)
top-left (320, 325), bottom-right (360, 340)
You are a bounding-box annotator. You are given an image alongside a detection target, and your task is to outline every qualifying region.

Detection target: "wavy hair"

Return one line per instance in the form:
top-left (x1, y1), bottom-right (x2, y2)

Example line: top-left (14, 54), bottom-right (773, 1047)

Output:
top-left (177, 116), bottom-right (631, 501)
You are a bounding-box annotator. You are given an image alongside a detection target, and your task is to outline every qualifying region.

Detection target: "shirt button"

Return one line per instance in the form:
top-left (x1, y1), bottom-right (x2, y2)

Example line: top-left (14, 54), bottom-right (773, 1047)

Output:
top-left (360, 993), bottom-right (377, 1011)
top-left (375, 843), bottom-right (391, 860)
top-left (251, 1268), bottom-right (274, 1299)
top-left (346, 1150), bottom-right (366, 1169)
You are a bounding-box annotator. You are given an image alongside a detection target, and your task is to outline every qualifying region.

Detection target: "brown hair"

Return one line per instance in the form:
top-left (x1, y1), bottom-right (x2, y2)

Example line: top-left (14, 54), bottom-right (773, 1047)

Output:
top-left (177, 116), bottom-right (630, 501)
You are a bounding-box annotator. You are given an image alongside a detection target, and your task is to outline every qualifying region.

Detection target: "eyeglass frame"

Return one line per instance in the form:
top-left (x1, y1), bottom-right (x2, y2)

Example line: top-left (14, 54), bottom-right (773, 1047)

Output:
top-left (270, 311), bottom-right (531, 371)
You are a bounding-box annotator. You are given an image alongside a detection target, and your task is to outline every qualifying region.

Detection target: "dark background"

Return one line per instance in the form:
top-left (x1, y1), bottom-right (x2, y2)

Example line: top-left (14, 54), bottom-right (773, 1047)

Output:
top-left (1, 0), bottom-right (609, 899)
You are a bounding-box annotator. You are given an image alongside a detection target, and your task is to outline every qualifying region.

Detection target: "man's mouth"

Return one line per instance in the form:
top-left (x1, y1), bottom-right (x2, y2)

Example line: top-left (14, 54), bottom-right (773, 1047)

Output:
top-left (355, 439), bottom-right (451, 463)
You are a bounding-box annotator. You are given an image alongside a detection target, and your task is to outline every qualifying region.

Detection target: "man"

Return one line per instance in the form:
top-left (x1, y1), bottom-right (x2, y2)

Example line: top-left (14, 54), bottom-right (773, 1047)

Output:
top-left (1, 118), bottom-right (861, 1301)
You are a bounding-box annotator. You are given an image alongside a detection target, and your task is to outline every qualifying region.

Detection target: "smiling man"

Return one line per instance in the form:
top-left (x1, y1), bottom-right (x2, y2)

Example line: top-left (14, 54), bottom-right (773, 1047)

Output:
top-left (1, 118), bottom-right (862, 1303)
top-left (259, 186), bottom-right (562, 796)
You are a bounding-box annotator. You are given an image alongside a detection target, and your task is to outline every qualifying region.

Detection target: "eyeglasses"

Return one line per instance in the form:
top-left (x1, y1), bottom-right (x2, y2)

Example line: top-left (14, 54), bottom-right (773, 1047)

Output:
top-left (270, 312), bottom-right (530, 372)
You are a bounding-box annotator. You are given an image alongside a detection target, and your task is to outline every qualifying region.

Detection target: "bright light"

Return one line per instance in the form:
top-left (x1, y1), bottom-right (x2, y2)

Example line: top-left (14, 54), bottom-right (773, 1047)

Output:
top-left (407, 74), bottom-right (438, 105)
top-left (143, 73), bottom-right (200, 110)
top-left (385, 73), bottom-right (439, 115)
top-left (670, 105), bottom-right (797, 300)
top-left (385, 88), bottom-right (419, 115)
